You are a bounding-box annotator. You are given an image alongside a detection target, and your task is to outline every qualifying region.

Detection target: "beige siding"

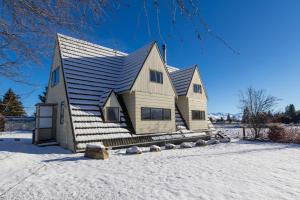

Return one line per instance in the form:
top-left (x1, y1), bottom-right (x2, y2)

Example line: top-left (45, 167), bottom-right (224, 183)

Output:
top-left (102, 92), bottom-right (122, 121)
top-left (176, 69), bottom-right (208, 131)
top-left (134, 91), bottom-right (175, 134)
top-left (176, 96), bottom-right (190, 127)
top-left (46, 43), bottom-right (75, 151)
top-left (126, 44), bottom-right (176, 134)
top-left (131, 44), bottom-right (176, 96)
top-left (122, 92), bottom-right (136, 129)
top-left (187, 69), bottom-right (208, 130)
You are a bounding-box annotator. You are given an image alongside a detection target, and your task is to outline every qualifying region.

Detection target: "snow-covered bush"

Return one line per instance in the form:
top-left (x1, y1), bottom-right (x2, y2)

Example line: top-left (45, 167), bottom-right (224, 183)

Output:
top-left (180, 142), bottom-right (193, 148)
top-left (150, 145), bottom-right (161, 152)
top-left (126, 146), bottom-right (142, 154)
top-left (165, 143), bottom-right (176, 150)
top-left (195, 139), bottom-right (207, 146)
top-left (219, 137), bottom-right (231, 143)
top-left (206, 138), bottom-right (219, 145)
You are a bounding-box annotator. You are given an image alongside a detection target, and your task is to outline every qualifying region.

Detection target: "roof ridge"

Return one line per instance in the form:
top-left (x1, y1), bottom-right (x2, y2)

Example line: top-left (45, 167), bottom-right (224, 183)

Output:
top-left (57, 33), bottom-right (128, 56)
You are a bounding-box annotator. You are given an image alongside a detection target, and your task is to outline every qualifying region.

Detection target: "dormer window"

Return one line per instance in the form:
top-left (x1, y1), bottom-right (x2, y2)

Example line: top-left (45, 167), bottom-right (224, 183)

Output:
top-left (193, 84), bottom-right (202, 93)
top-left (150, 70), bottom-right (163, 84)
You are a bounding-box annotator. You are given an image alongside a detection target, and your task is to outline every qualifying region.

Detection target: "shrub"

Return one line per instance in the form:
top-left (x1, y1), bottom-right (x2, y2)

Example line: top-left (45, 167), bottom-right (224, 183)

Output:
top-left (268, 125), bottom-right (286, 141)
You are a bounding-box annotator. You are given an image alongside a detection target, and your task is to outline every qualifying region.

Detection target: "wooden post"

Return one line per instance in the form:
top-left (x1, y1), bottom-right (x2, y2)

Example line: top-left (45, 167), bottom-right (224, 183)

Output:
top-left (242, 127), bottom-right (246, 140)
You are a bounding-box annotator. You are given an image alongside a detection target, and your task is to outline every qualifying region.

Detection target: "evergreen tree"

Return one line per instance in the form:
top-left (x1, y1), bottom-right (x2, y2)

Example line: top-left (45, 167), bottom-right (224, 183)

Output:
top-left (285, 104), bottom-right (296, 123)
top-left (242, 107), bottom-right (250, 124)
top-left (226, 114), bottom-right (232, 123)
top-left (38, 86), bottom-right (48, 103)
top-left (1, 88), bottom-right (26, 116)
top-left (0, 97), bottom-right (3, 115)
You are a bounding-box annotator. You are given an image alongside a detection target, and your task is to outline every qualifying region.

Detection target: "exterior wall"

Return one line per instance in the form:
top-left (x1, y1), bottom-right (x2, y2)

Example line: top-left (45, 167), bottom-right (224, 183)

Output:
top-left (134, 91), bottom-right (175, 134)
top-left (176, 96), bottom-right (190, 127)
top-left (102, 92), bottom-right (122, 121)
top-left (122, 91), bottom-right (136, 129)
top-left (129, 45), bottom-right (176, 134)
top-left (186, 69), bottom-right (208, 130)
top-left (46, 43), bottom-right (75, 151)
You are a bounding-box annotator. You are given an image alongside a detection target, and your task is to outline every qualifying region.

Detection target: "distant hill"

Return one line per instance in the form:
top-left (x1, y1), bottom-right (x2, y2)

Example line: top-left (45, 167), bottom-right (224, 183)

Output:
top-left (208, 112), bottom-right (242, 121)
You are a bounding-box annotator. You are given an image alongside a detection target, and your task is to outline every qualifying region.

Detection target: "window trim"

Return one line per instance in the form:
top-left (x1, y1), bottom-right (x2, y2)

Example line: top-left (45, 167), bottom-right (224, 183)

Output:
top-left (51, 67), bottom-right (60, 87)
top-left (150, 70), bottom-right (163, 84)
top-left (193, 84), bottom-right (202, 94)
top-left (191, 110), bottom-right (206, 120)
top-left (60, 101), bottom-right (64, 125)
top-left (106, 107), bottom-right (120, 122)
top-left (141, 107), bottom-right (171, 121)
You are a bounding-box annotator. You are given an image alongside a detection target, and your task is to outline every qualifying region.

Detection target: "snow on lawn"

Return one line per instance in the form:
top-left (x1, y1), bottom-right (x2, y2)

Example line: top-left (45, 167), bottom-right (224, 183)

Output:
top-left (0, 131), bottom-right (300, 200)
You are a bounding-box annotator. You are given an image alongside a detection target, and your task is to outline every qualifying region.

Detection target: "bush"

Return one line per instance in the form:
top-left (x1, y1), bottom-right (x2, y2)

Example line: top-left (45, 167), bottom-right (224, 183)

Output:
top-left (268, 125), bottom-right (286, 141)
top-left (268, 125), bottom-right (300, 144)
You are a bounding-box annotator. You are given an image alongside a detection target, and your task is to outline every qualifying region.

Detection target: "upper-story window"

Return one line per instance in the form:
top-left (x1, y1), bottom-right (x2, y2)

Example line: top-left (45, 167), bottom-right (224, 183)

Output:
top-left (51, 67), bottom-right (60, 87)
top-left (150, 70), bottom-right (163, 84)
top-left (193, 84), bottom-right (202, 93)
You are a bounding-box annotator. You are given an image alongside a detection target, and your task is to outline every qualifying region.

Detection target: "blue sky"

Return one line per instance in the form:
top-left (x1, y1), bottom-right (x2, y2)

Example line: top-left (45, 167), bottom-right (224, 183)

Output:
top-left (1, 0), bottom-right (300, 115)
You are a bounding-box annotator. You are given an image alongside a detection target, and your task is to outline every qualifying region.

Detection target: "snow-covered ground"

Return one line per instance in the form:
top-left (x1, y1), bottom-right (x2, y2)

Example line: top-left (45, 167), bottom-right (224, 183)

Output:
top-left (0, 131), bottom-right (300, 200)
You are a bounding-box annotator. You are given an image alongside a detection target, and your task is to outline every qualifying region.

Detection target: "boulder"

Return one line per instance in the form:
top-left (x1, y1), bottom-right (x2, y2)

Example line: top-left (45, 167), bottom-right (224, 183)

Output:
top-left (219, 137), bottom-right (231, 143)
top-left (84, 144), bottom-right (109, 160)
top-left (126, 146), bottom-right (142, 154)
top-left (180, 142), bottom-right (193, 148)
top-left (165, 143), bottom-right (176, 150)
top-left (150, 145), bottom-right (161, 152)
top-left (206, 138), bottom-right (219, 145)
top-left (195, 139), bottom-right (207, 146)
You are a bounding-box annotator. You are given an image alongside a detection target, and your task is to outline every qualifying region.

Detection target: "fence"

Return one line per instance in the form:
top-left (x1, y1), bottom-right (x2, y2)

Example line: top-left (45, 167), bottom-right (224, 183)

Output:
top-left (3, 116), bottom-right (35, 131)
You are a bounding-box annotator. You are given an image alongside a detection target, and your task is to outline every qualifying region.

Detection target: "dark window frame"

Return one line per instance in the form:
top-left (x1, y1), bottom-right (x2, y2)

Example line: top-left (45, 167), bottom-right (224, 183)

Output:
top-left (192, 110), bottom-right (206, 120)
top-left (141, 107), bottom-right (171, 120)
top-left (150, 70), bottom-right (163, 84)
top-left (106, 107), bottom-right (120, 122)
top-left (193, 84), bottom-right (202, 94)
top-left (60, 101), bottom-right (64, 124)
top-left (51, 67), bottom-right (60, 87)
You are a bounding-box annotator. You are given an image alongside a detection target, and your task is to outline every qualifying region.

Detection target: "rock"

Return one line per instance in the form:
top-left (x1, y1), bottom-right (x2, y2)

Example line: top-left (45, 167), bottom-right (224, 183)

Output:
top-left (165, 143), bottom-right (176, 150)
top-left (219, 137), bottom-right (231, 143)
top-left (180, 142), bottom-right (193, 148)
top-left (195, 139), bottom-right (207, 146)
top-left (206, 138), bottom-right (219, 145)
top-left (85, 144), bottom-right (109, 160)
top-left (126, 146), bottom-right (142, 154)
top-left (150, 145), bottom-right (161, 152)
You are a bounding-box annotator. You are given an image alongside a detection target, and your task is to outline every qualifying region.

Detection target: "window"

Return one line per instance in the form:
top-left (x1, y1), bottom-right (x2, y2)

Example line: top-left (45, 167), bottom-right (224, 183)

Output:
top-left (150, 70), bottom-right (163, 84)
top-left (192, 110), bottom-right (205, 120)
top-left (106, 107), bottom-right (119, 122)
top-left (141, 107), bottom-right (171, 120)
top-left (51, 67), bottom-right (60, 87)
top-left (163, 109), bottom-right (171, 120)
top-left (141, 107), bottom-right (151, 120)
top-left (193, 84), bottom-right (202, 93)
top-left (60, 101), bottom-right (64, 124)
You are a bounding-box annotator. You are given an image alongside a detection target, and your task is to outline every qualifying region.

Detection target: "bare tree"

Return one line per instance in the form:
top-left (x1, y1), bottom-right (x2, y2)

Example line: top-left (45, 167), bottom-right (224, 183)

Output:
top-left (0, 0), bottom-right (237, 83)
top-left (239, 87), bottom-right (279, 139)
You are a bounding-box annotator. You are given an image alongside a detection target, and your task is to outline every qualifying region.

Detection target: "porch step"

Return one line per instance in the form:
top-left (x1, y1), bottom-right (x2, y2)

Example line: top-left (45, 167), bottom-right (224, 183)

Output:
top-left (37, 142), bottom-right (59, 147)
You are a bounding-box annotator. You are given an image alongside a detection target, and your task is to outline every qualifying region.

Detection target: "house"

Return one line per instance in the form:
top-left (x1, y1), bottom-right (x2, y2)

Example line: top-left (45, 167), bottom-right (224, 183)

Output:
top-left (34, 34), bottom-right (211, 152)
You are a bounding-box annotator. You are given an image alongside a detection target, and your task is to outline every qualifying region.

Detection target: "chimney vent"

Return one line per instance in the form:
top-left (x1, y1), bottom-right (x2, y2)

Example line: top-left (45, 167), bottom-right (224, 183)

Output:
top-left (162, 44), bottom-right (167, 64)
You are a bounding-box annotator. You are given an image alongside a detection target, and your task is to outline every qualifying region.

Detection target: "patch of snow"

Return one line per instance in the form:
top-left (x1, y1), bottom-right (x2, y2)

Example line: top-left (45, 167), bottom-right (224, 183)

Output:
top-left (0, 131), bottom-right (299, 200)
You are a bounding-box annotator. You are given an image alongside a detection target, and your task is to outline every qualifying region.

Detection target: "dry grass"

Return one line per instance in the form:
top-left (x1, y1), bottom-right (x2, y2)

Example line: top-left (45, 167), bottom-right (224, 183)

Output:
top-left (268, 124), bottom-right (300, 144)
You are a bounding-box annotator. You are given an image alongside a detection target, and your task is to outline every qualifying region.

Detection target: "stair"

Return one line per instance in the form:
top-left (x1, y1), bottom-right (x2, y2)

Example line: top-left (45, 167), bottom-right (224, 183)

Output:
top-left (207, 119), bottom-right (218, 137)
top-left (175, 106), bottom-right (190, 133)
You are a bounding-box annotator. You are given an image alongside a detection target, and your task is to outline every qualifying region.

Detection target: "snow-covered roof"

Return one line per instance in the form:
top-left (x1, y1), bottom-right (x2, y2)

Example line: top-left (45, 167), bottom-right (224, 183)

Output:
top-left (170, 65), bottom-right (197, 96)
